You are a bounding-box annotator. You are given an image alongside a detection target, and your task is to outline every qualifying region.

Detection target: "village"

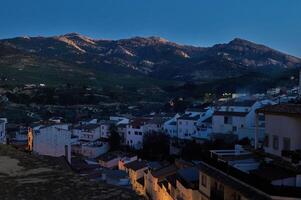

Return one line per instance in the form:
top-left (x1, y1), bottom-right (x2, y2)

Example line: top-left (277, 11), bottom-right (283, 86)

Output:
top-left (0, 73), bottom-right (300, 200)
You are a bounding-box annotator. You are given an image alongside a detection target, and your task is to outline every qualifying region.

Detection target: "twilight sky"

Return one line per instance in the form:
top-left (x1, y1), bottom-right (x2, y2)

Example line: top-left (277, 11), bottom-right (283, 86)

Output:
top-left (0, 0), bottom-right (300, 57)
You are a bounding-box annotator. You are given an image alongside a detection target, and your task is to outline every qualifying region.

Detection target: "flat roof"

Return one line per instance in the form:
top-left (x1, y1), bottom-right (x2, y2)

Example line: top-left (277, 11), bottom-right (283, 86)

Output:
top-left (256, 104), bottom-right (301, 117)
top-left (250, 164), bottom-right (297, 181)
top-left (213, 111), bottom-right (249, 117)
top-left (220, 100), bottom-right (256, 107)
top-left (124, 160), bottom-right (148, 171)
top-left (151, 164), bottom-right (178, 179)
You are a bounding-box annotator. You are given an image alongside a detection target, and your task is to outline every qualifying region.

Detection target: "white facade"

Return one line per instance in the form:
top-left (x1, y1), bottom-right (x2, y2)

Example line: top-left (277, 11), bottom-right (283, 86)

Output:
top-left (100, 121), bottom-right (113, 139)
top-left (213, 100), bottom-right (275, 141)
top-left (72, 124), bottom-right (101, 141)
top-left (212, 113), bottom-right (247, 134)
top-left (164, 114), bottom-right (180, 138)
top-left (144, 124), bottom-right (161, 133)
top-left (74, 141), bottom-right (109, 158)
top-left (0, 118), bottom-right (7, 144)
top-left (177, 116), bottom-right (199, 139)
top-left (125, 118), bottom-right (149, 149)
top-left (28, 124), bottom-right (72, 163)
top-left (263, 114), bottom-right (301, 158)
top-left (177, 108), bottom-right (214, 140)
top-left (126, 125), bottom-right (145, 149)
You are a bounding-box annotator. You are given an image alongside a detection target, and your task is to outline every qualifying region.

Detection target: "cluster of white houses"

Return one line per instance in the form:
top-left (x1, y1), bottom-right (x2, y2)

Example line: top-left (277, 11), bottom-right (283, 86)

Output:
top-left (22, 101), bottom-right (301, 199)
top-left (26, 99), bottom-right (293, 161)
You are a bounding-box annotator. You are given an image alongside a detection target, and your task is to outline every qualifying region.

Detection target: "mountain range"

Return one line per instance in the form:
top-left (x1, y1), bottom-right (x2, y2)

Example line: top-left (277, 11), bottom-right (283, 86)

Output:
top-left (0, 33), bottom-right (300, 90)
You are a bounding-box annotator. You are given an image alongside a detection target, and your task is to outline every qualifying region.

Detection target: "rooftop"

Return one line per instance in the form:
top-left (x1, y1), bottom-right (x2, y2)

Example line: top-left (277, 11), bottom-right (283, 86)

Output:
top-left (250, 163), bottom-right (298, 181)
top-left (176, 167), bottom-right (199, 189)
top-left (198, 150), bottom-right (301, 199)
top-left (220, 100), bottom-right (256, 107)
top-left (185, 108), bottom-right (207, 113)
top-left (130, 117), bottom-right (150, 128)
top-left (213, 111), bottom-right (249, 117)
top-left (124, 160), bottom-right (148, 171)
top-left (256, 104), bottom-right (301, 117)
top-left (0, 145), bottom-right (141, 200)
top-left (151, 164), bottom-right (178, 179)
top-left (74, 123), bottom-right (100, 131)
top-left (178, 113), bottom-right (200, 121)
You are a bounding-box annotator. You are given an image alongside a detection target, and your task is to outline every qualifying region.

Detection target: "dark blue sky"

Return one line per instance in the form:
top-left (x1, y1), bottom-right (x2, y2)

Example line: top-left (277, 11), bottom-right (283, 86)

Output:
top-left (1, 0), bottom-right (300, 56)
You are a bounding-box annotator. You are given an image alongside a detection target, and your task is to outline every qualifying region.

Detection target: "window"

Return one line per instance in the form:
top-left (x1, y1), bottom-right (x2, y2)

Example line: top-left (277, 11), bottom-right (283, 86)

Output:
top-left (264, 134), bottom-right (269, 147)
top-left (273, 135), bottom-right (279, 150)
top-left (179, 121), bottom-right (182, 125)
top-left (224, 116), bottom-right (229, 124)
top-left (224, 116), bottom-right (232, 124)
top-left (240, 124), bottom-right (244, 128)
top-left (134, 131), bottom-right (138, 135)
top-left (139, 132), bottom-right (142, 135)
top-left (283, 137), bottom-right (291, 151)
top-left (201, 174), bottom-right (207, 188)
top-left (128, 131), bottom-right (131, 135)
top-left (232, 126), bottom-right (237, 132)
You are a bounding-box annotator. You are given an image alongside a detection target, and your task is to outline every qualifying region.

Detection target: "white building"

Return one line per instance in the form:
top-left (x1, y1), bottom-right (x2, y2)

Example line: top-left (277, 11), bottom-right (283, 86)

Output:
top-left (177, 108), bottom-right (214, 140)
top-left (125, 118), bottom-right (150, 149)
top-left (212, 100), bottom-right (275, 141)
top-left (72, 123), bottom-right (101, 141)
top-left (256, 104), bottom-right (301, 162)
top-left (144, 117), bottom-right (165, 133)
top-left (72, 140), bottom-right (109, 159)
top-left (196, 116), bottom-right (213, 139)
top-left (163, 114), bottom-right (180, 138)
top-left (28, 123), bottom-right (72, 163)
top-left (99, 120), bottom-right (115, 139)
top-left (0, 118), bottom-right (7, 144)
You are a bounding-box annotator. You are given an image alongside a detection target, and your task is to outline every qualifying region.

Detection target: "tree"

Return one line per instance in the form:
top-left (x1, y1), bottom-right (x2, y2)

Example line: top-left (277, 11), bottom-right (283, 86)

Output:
top-left (142, 132), bottom-right (170, 160)
top-left (108, 124), bottom-right (121, 151)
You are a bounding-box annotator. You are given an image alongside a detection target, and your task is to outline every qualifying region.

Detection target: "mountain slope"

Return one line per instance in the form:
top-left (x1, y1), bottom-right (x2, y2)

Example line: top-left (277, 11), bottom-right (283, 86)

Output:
top-left (0, 33), bottom-right (300, 86)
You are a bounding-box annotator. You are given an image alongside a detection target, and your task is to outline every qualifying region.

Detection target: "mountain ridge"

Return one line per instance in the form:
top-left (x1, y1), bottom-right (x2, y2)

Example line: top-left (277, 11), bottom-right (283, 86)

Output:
top-left (0, 33), bottom-right (300, 87)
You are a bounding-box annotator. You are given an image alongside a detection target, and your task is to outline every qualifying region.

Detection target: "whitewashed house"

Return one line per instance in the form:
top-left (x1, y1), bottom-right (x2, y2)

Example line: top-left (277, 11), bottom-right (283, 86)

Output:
top-left (212, 100), bottom-right (275, 141)
top-left (144, 117), bottom-right (165, 133)
top-left (99, 120), bottom-right (115, 139)
top-left (163, 114), bottom-right (180, 138)
top-left (177, 108), bottom-right (214, 140)
top-left (0, 118), bottom-right (7, 144)
top-left (196, 116), bottom-right (213, 139)
top-left (72, 140), bottom-right (109, 159)
top-left (177, 114), bottom-right (199, 140)
top-left (256, 104), bottom-right (301, 163)
top-left (28, 123), bottom-right (72, 163)
top-left (72, 123), bottom-right (101, 141)
top-left (126, 118), bottom-right (150, 149)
